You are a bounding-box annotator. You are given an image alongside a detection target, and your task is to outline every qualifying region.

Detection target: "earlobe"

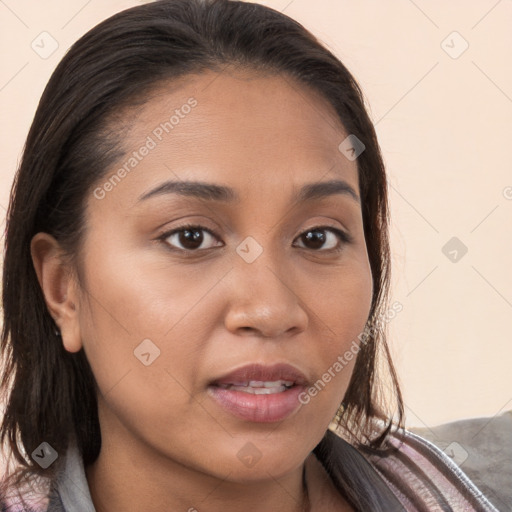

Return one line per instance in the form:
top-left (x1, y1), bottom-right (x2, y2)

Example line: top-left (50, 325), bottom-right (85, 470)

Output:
top-left (30, 232), bottom-right (83, 353)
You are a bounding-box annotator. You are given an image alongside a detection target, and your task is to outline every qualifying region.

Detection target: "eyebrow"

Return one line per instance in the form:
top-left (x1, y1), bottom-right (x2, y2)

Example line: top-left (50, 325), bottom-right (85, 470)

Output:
top-left (137, 178), bottom-right (360, 204)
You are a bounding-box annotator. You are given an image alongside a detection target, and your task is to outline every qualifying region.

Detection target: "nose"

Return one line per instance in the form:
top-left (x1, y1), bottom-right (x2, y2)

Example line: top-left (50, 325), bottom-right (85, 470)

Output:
top-left (223, 252), bottom-right (309, 339)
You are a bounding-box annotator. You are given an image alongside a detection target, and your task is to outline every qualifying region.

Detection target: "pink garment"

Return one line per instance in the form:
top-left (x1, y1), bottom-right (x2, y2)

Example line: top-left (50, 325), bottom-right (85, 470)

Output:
top-left (359, 427), bottom-right (499, 511)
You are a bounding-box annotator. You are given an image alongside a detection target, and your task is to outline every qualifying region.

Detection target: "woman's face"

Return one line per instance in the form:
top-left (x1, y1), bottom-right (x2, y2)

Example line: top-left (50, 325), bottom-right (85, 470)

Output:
top-left (69, 69), bottom-right (373, 480)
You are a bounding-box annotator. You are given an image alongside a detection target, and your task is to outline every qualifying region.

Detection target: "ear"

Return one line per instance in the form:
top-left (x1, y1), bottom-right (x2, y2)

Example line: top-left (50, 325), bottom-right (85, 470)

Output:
top-left (30, 232), bottom-right (83, 353)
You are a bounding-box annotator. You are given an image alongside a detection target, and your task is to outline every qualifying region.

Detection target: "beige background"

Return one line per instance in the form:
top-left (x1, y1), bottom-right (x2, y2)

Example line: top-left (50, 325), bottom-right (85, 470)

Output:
top-left (1, 0), bottom-right (511, 430)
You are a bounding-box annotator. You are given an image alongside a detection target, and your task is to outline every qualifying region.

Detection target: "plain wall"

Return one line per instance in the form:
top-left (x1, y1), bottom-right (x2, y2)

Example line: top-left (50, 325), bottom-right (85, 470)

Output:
top-left (0, 0), bottom-right (511, 429)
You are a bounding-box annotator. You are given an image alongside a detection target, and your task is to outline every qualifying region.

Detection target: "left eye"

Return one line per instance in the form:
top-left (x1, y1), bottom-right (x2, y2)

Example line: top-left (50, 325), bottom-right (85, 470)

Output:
top-left (293, 226), bottom-right (351, 252)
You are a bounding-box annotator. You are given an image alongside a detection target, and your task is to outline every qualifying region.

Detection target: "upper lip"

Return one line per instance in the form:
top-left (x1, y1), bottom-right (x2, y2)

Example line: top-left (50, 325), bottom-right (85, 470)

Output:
top-left (210, 363), bottom-right (309, 387)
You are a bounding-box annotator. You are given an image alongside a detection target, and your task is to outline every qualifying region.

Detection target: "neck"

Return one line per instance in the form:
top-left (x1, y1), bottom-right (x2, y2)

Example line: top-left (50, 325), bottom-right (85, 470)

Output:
top-left (85, 412), bottom-right (309, 512)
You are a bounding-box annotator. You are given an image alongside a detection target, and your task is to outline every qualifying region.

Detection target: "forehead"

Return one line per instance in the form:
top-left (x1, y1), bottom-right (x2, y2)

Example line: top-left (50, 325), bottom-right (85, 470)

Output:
top-left (144, 69), bottom-right (346, 147)
top-left (95, 68), bottom-right (359, 208)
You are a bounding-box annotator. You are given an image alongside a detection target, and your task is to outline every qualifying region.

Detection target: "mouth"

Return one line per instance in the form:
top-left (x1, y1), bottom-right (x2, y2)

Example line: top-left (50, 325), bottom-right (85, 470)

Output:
top-left (207, 363), bottom-right (309, 423)
top-left (215, 379), bottom-right (296, 394)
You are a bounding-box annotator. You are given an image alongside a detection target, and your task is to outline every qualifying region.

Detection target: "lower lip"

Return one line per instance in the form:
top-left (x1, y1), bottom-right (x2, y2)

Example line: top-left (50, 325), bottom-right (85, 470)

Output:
top-left (207, 385), bottom-right (306, 423)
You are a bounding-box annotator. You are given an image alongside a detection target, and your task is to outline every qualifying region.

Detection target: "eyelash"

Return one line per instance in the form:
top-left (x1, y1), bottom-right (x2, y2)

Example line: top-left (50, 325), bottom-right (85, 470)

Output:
top-left (156, 223), bottom-right (354, 255)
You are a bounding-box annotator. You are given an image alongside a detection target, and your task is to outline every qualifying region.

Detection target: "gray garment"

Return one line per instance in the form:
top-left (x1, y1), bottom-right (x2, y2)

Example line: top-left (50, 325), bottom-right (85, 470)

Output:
top-left (410, 409), bottom-right (512, 511)
top-left (48, 443), bottom-right (95, 512)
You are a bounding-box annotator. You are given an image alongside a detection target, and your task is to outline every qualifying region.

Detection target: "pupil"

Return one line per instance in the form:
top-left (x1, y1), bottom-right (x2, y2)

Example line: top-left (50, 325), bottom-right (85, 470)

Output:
top-left (180, 228), bottom-right (203, 249)
top-left (304, 230), bottom-right (325, 249)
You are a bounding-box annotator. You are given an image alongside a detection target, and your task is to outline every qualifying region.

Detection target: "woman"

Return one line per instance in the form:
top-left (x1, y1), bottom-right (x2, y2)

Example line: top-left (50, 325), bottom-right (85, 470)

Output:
top-left (0, 1), bottom-right (499, 510)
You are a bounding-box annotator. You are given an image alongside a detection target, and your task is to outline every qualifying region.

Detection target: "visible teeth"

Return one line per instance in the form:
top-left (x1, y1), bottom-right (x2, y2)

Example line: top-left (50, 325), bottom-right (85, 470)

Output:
top-left (216, 380), bottom-right (295, 394)
top-left (250, 380), bottom-right (294, 388)
top-left (229, 385), bottom-right (287, 394)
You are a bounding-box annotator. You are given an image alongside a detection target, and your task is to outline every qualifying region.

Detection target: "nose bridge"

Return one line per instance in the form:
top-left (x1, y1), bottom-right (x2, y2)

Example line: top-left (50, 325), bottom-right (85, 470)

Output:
top-left (224, 236), bottom-right (308, 337)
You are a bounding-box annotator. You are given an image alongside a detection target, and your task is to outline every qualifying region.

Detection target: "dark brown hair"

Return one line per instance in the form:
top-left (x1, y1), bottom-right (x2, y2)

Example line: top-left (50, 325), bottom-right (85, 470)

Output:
top-left (0, 0), bottom-right (404, 509)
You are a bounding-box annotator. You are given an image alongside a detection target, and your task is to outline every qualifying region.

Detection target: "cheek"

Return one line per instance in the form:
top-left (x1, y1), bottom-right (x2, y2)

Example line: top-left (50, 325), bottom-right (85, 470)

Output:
top-left (77, 229), bottom-right (228, 350)
top-left (77, 267), bottom-right (212, 454)
top-left (301, 255), bottom-right (373, 395)
top-left (75, 238), bottom-right (221, 419)
top-left (307, 254), bottom-right (373, 344)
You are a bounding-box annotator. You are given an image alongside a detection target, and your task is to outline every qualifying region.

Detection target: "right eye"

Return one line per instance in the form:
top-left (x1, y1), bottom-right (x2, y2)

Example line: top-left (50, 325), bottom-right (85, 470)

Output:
top-left (158, 224), bottom-right (224, 252)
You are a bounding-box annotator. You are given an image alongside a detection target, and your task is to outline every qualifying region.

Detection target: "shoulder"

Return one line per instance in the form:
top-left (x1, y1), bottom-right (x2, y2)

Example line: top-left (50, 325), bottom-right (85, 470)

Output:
top-left (0, 479), bottom-right (66, 512)
top-left (409, 410), bottom-right (512, 512)
top-left (329, 417), bottom-right (501, 511)
top-left (0, 467), bottom-right (54, 512)
top-left (0, 491), bottom-right (51, 512)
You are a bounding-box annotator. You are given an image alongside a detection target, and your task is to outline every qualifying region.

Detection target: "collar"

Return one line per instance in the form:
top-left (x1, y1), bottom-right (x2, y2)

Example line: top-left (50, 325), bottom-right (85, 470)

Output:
top-left (52, 443), bottom-right (95, 512)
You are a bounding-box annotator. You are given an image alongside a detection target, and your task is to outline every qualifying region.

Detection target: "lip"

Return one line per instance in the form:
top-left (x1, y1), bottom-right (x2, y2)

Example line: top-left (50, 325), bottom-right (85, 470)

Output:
top-left (209, 362), bottom-right (309, 387)
top-left (207, 363), bottom-right (309, 423)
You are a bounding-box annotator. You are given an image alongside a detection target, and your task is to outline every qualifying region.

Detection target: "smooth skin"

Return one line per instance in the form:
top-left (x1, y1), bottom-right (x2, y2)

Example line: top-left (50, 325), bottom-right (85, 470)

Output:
top-left (31, 68), bottom-right (372, 512)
